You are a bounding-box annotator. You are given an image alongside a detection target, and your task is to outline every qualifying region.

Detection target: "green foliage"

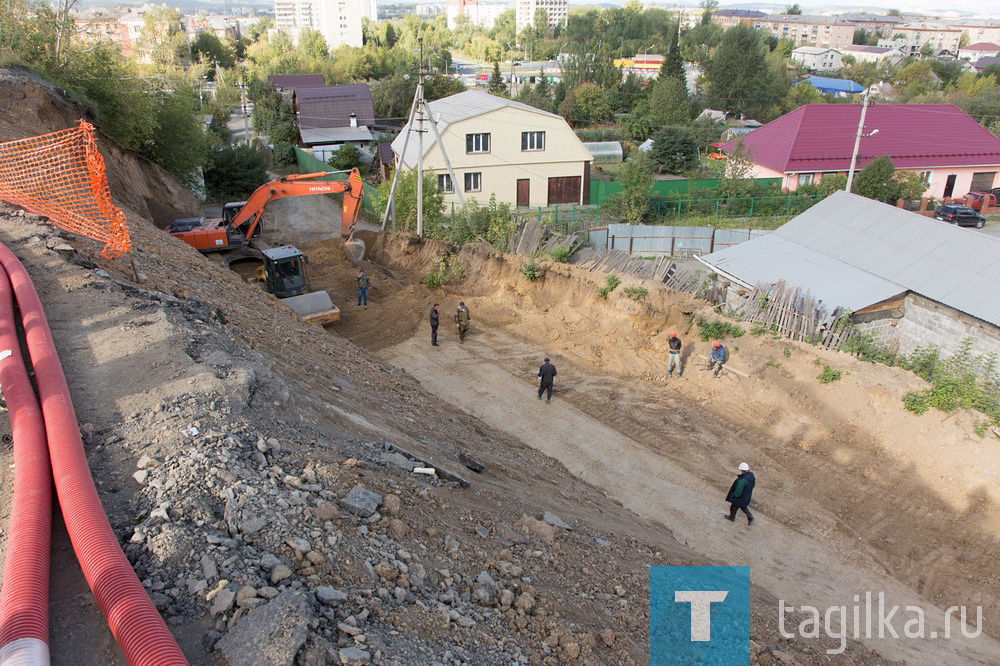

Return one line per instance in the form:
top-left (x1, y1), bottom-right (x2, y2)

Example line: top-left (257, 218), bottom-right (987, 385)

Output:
top-left (595, 273), bottom-right (621, 299)
top-left (424, 255), bottom-right (464, 289)
top-left (623, 285), bottom-right (648, 300)
top-left (520, 260), bottom-right (542, 281)
top-left (429, 196), bottom-right (515, 250)
top-left (549, 246), bottom-right (572, 263)
top-left (783, 347), bottom-right (791, 358)
top-left (646, 76), bottom-right (692, 126)
top-left (190, 31), bottom-right (236, 68)
top-left (851, 156), bottom-right (926, 203)
top-left (488, 61), bottom-right (506, 95)
top-left (818, 365), bottom-right (842, 383)
top-left (145, 83), bottom-right (210, 183)
top-left (373, 170), bottom-right (445, 234)
top-left (704, 25), bottom-right (785, 118)
top-left (649, 128), bottom-right (699, 175)
top-left (326, 144), bottom-right (364, 171)
top-left (696, 317), bottom-right (744, 341)
top-left (561, 82), bottom-right (612, 125)
top-left (974, 421), bottom-right (990, 438)
top-left (204, 145), bottom-right (269, 201)
top-left (750, 324), bottom-right (768, 337)
top-left (903, 391), bottom-right (930, 415)
top-left (766, 360), bottom-right (781, 368)
top-left (272, 143), bottom-right (297, 166)
top-left (606, 152), bottom-right (654, 224)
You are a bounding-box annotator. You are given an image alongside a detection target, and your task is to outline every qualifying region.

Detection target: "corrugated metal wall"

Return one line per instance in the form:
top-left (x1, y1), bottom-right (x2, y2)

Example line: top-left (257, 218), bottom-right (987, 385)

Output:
top-left (589, 224), bottom-right (772, 257)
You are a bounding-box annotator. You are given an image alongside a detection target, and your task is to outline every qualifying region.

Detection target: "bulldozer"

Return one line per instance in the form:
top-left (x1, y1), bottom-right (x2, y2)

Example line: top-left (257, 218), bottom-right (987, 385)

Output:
top-left (167, 168), bottom-right (365, 323)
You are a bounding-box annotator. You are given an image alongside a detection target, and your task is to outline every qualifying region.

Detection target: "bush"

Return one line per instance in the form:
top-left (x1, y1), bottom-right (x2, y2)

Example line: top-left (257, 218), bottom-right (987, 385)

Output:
top-left (204, 145), bottom-right (269, 202)
top-left (520, 260), bottom-right (542, 281)
top-left (750, 324), bottom-right (767, 337)
top-left (623, 286), bottom-right (648, 301)
top-left (903, 391), bottom-right (930, 415)
top-left (596, 273), bottom-right (621, 299)
top-left (696, 317), bottom-right (744, 341)
top-left (272, 142), bottom-right (297, 166)
top-left (327, 144), bottom-right (364, 171)
top-left (424, 255), bottom-right (464, 290)
top-left (549, 246), bottom-right (572, 263)
top-left (818, 364), bottom-right (842, 383)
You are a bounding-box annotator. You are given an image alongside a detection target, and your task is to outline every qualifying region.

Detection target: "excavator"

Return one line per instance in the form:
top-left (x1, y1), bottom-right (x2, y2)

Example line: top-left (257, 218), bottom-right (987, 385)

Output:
top-left (167, 168), bottom-right (366, 325)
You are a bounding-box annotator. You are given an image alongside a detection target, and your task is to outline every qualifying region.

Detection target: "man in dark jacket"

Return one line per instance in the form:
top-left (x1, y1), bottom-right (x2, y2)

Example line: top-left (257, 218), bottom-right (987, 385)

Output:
top-left (725, 463), bottom-right (755, 525)
top-left (667, 331), bottom-right (682, 378)
top-left (429, 304), bottom-right (440, 346)
top-left (356, 270), bottom-right (371, 306)
top-left (537, 357), bottom-right (557, 403)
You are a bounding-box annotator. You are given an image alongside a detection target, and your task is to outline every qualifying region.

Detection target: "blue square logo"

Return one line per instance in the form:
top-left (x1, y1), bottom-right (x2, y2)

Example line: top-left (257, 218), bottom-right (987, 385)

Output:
top-left (650, 566), bottom-right (753, 665)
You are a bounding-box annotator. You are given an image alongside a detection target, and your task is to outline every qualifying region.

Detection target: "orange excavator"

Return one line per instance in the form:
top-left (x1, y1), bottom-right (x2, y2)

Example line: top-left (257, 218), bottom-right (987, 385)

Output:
top-left (166, 168), bottom-right (365, 325)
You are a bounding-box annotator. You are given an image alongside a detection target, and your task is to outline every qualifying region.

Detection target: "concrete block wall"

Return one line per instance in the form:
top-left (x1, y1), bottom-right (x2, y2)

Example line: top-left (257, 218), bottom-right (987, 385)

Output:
top-left (856, 293), bottom-right (1000, 360)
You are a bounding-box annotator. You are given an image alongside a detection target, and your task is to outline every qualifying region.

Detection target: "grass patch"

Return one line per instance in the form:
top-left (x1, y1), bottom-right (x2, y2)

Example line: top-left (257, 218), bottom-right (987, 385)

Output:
top-left (696, 317), bottom-right (744, 341)
top-left (596, 273), bottom-right (621, 299)
top-left (623, 286), bottom-right (648, 301)
top-left (549, 247), bottom-right (572, 263)
top-left (520, 259), bottom-right (542, 281)
top-left (783, 347), bottom-right (791, 358)
top-left (766, 360), bottom-right (781, 368)
top-left (818, 365), bottom-right (842, 383)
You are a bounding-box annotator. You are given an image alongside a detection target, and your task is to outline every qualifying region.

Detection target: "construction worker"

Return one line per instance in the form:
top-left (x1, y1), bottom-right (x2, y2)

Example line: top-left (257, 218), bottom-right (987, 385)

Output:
top-left (724, 462), bottom-right (755, 525)
top-left (708, 340), bottom-right (727, 378)
top-left (355, 269), bottom-right (371, 307)
top-left (454, 301), bottom-right (471, 343)
top-left (537, 356), bottom-right (557, 403)
top-left (667, 331), bottom-right (682, 378)
top-left (429, 304), bottom-right (440, 346)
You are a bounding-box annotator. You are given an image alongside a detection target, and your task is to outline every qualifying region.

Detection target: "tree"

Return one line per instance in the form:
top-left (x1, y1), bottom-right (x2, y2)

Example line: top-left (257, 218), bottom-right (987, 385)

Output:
top-left (145, 83), bottom-right (209, 183)
top-left (887, 8), bottom-right (901, 16)
top-left (851, 155), bottom-right (924, 203)
top-left (699, 0), bottom-right (718, 25)
top-left (204, 145), bottom-right (268, 201)
top-left (608, 152), bottom-right (654, 224)
top-left (488, 61), bottom-right (506, 95)
top-left (327, 144), bottom-right (364, 171)
top-left (647, 76), bottom-right (691, 125)
top-left (190, 31), bottom-right (235, 68)
top-left (659, 22), bottom-right (685, 82)
top-left (782, 80), bottom-right (824, 111)
top-left (561, 83), bottom-right (612, 125)
top-left (703, 25), bottom-right (771, 117)
top-left (649, 128), bottom-right (698, 174)
top-left (373, 170), bottom-right (445, 234)
top-left (297, 28), bottom-right (329, 59)
top-left (141, 6), bottom-right (183, 69)
top-left (717, 138), bottom-right (757, 198)
top-left (785, 4), bottom-right (802, 14)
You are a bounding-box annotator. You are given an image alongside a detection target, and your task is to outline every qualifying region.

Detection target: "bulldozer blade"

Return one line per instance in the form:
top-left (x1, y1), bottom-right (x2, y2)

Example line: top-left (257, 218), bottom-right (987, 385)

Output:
top-left (281, 290), bottom-right (340, 325)
top-left (343, 238), bottom-right (366, 262)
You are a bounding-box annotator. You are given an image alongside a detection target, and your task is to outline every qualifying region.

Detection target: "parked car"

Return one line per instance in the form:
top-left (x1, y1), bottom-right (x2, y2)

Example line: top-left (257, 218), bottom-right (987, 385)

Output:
top-left (961, 191), bottom-right (997, 211)
top-left (934, 204), bottom-right (986, 228)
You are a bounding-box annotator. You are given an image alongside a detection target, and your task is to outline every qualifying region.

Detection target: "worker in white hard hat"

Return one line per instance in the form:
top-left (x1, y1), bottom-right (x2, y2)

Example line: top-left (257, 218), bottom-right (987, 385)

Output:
top-left (724, 463), bottom-right (755, 526)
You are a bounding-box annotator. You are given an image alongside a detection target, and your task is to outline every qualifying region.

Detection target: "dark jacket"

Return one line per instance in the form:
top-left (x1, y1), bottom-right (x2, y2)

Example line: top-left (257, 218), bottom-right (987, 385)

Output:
top-left (669, 338), bottom-right (681, 353)
top-left (429, 308), bottom-right (440, 328)
top-left (356, 274), bottom-right (371, 289)
top-left (725, 471), bottom-right (755, 507)
top-left (710, 345), bottom-right (727, 363)
top-left (538, 362), bottom-right (557, 384)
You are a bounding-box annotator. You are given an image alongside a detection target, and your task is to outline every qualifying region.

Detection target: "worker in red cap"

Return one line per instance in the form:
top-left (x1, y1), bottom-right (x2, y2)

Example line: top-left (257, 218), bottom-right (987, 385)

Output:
top-left (708, 340), bottom-right (727, 378)
top-left (667, 331), bottom-right (683, 378)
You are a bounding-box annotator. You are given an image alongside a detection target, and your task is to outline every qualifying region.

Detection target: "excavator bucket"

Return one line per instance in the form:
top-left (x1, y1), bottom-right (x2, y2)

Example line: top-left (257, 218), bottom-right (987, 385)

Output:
top-left (280, 290), bottom-right (340, 325)
top-left (343, 237), bottom-right (366, 262)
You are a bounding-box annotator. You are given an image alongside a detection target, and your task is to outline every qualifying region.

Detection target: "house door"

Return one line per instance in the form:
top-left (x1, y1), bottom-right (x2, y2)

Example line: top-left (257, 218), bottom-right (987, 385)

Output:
top-left (970, 171), bottom-right (997, 192)
top-left (943, 174), bottom-right (957, 199)
top-left (516, 179), bottom-right (530, 207)
top-left (547, 176), bottom-right (582, 205)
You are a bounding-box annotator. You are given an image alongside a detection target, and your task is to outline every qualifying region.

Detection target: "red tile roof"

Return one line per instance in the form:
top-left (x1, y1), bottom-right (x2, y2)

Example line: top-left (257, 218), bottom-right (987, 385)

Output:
top-left (721, 104), bottom-right (1000, 173)
top-left (962, 42), bottom-right (1000, 51)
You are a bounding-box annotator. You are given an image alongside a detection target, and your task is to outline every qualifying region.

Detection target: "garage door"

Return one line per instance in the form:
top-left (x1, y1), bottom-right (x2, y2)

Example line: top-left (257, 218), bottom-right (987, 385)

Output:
top-left (547, 176), bottom-right (581, 205)
top-left (970, 171), bottom-right (997, 192)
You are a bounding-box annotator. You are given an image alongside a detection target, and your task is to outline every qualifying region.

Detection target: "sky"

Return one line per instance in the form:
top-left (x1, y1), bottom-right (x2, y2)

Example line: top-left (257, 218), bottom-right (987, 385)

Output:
top-left (582, 0), bottom-right (1000, 15)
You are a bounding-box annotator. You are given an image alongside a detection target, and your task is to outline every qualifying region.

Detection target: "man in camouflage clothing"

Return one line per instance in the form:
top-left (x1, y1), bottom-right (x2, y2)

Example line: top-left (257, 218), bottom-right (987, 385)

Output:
top-left (454, 301), bottom-right (471, 343)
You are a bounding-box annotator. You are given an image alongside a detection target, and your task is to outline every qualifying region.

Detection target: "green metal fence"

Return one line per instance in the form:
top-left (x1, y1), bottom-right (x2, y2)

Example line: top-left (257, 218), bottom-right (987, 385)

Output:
top-left (648, 194), bottom-right (826, 220)
top-left (292, 147), bottom-right (380, 213)
top-left (589, 177), bottom-right (783, 205)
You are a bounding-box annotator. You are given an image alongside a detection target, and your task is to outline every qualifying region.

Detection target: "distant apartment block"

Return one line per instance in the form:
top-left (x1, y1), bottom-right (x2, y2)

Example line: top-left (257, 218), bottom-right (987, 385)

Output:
top-left (710, 9), bottom-right (765, 29)
top-left (515, 0), bottom-right (567, 34)
top-left (839, 12), bottom-right (905, 34)
top-left (943, 19), bottom-right (1000, 45)
top-left (752, 14), bottom-right (855, 49)
top-left (877, 23), bottom-right (962, 56)
top-left (791, 46), bottom-right (842, 72)
top-left (274, 0), bottom-right (363, 49)
top-left (447, 0), bottom-right (512, 29)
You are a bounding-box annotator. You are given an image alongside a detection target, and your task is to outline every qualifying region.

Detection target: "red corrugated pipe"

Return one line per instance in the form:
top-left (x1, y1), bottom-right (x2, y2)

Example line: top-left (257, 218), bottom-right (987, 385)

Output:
top-left (0, 261), bottom-right (51, 665)
top-left (0, 243), bottom-right (188, 666)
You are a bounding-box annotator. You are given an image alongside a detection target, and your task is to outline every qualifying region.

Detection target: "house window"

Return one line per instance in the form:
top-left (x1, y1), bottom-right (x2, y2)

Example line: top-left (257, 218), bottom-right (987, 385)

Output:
top-left (521, 131), bottom-right (545, 151)
top-left (464, 172), bottom-right (481, 192)
top-left (466, 133), bottom-right (490, 153)
top-left (437, 174), bottom-right (453, 193)
top-left (797, 173), bottom-right (814, 186)
top-left (918, 170), bottom-right (932, 185)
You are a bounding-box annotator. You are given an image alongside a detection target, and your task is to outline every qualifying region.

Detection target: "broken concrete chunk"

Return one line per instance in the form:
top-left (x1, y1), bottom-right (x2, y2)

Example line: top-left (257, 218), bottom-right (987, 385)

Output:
top-left (339, 486), bottom-right (383, 517)
top-left (380, 451), bottom-right (415, 471)
top-left (457, 451), bottom-right (486, 473)
top-left (542, 511), bottom-right (571, 530)
top-left (216, 590), bottom-right (313, 666)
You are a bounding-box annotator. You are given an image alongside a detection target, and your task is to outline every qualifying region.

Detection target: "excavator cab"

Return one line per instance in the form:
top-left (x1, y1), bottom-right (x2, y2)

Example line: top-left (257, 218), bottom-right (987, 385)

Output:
top-left (223, 201), bottom-right (263, 238)
top-left (260, 246), bottom-right (309, 299)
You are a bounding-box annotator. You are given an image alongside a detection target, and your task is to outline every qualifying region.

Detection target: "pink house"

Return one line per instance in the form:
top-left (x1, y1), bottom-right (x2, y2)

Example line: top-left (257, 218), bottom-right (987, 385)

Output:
top-left (720, 104), bottom-right (1000, 199)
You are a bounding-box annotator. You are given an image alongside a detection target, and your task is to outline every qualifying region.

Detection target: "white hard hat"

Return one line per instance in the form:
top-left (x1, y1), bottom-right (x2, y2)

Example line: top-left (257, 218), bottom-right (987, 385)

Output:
top-left (738, 463), bottom-right (750, 471)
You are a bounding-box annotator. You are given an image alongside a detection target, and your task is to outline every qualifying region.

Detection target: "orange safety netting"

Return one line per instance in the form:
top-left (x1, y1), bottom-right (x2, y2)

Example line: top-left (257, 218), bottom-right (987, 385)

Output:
top-left (0, 120), bottom-right (130, 258)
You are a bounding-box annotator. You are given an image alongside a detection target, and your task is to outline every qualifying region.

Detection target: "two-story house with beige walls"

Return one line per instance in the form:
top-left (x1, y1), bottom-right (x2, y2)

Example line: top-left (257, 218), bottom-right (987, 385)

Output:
top-left (390, 91), bottom-right (592, 208)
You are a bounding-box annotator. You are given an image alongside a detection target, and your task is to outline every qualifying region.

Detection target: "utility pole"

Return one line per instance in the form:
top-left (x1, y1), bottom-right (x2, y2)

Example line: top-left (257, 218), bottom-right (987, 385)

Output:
top-left (241, 68), bottom-right (250, 147)
top-left (416, 38), bottom-right (425, 237)
top-left (846, 90), bottom-right (871, 193)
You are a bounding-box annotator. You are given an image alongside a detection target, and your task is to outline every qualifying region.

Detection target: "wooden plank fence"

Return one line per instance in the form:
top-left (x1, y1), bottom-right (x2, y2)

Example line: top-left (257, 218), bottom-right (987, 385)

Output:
top-left (733, 280), bottom-right (854, 350)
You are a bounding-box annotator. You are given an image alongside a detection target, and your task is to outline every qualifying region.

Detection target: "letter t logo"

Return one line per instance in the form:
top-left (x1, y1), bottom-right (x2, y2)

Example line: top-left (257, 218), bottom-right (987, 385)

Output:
top-left (674, 591), bottom-right (729, 641)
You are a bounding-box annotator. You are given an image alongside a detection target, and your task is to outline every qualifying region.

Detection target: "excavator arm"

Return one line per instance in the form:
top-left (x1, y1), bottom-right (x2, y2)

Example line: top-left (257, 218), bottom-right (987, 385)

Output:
top-left (229, 167), bottom-right (365, 240)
